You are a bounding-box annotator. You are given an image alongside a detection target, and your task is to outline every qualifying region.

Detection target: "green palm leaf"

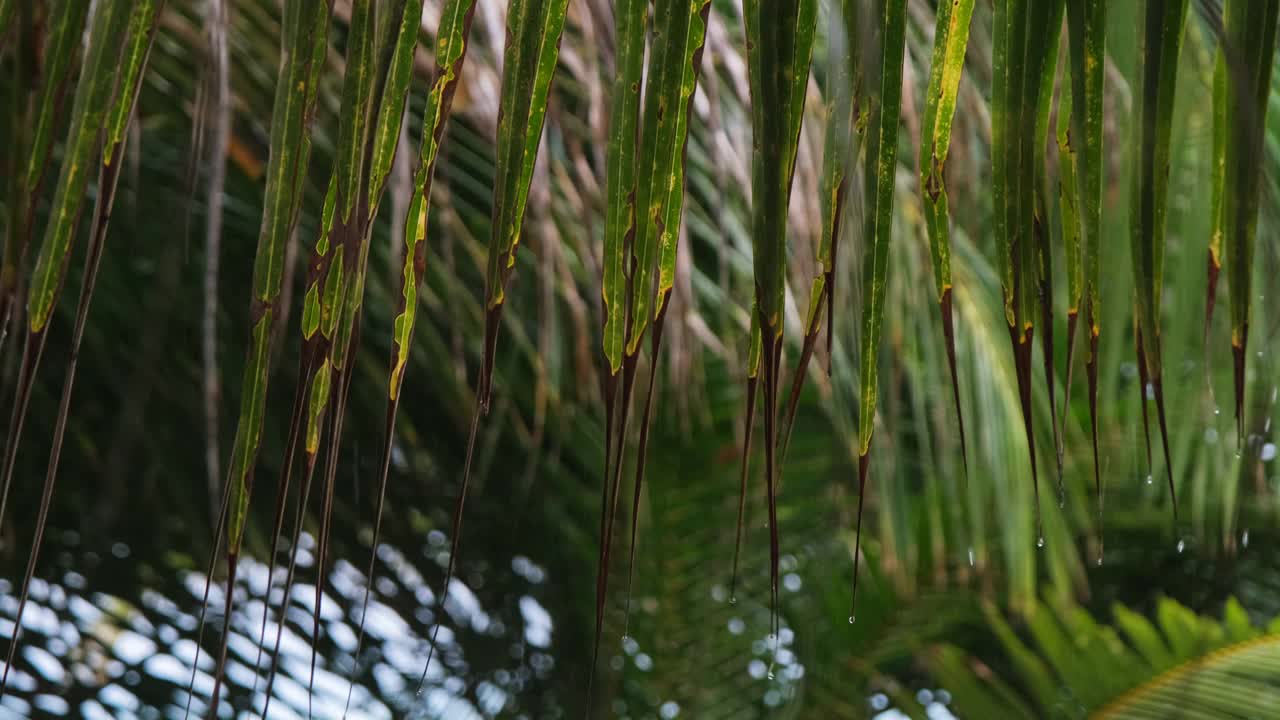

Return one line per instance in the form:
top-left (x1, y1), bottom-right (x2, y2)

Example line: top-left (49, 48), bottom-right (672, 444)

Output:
top-left (779, 0), bottom-right (859, 475)
top-left (854, 0), bottom-right (906, 609)
top-left (0, 0), bottom-right (162, 696)
top-left (743, 0), bottom-right (817, 642)
top-left (991, 0), bottom-right (1062, 542)
top-left (1065, 0), bottom-right (1106, 507)
top-left (438, 0), bottom-right (569, 682)
top-left (0, 0), bottom-right (89, 344)
top-left (1220, 0), bottom-right (1279, 439)
top-left (205, 0), bottom-right (331, 712)
top-left (593, 0), bottom-right (647, 690)
top-left (935, 596), bottom-right (1280, 719)
top-left (615, 0), bottom-right (713, 644)
top-left (1130, 0), bottom-right (1189, 518)
top-left (919, 0), bottom-right (975, 476)
top-left (350, 0), bottom-right (477, 709)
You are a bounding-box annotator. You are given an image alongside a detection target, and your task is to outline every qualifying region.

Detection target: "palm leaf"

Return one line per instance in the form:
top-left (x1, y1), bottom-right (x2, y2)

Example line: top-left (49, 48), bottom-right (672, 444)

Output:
top-left (349, 0), bottom-right (478, 710)
top-left (0, 0), bottom-right (162, 697)
top-left (614, 0), bottom-right (713, 645)
top-left (1057, 67), bottom-right (1082, 460)
top-left (0, 0), bottom-right (134, 546)
top-left (1205, 43), bottom-right (1226, 347)
top-left (1032, 5), bottom-right (1064, 494)
top-left (743, 0), bottom-right (817, 643)
top-left (203, 0), bottom-right (331, 713)
top-left (779, 0), bottom-right (859, 474)
top-left (1130, 0), bottom-right (1189, 519)
top-left (1065, 0), bottom-right (1106, 511)
top-left (435, 0), bottom-right (570, 682)
top-left (1221, 0), bottom-right (1279, 439)
top-left (592, 0), bottom-right (646, 691)
top-left (918, 0), bottom-right (975, 476)
top-left (935, 596), bottom-right (1280, 719)
top-left (991, 0), bottom-right (1062, 543)
top-left (854, 0), bottom-right (906, 609)
top-left (0, 0), bottom-right (90, 346)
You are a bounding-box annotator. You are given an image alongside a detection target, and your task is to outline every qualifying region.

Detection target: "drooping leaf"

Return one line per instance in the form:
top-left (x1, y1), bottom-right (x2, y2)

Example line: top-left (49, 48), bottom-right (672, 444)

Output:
top-left (616, 0), bottom-right (713, 648)
top-left (991, 0), bottom-right (1062, 543)
top-left (222, 0), bottom-right (330, 560)
top-left (1130, 0), bottom-right (1188, 518)
top-left (918, 0), bottom-right (975, 476)
top-left (853, 0), bottom-right (906, 611)
top-left (591, 0), bottom-right (646, 695)
top-left (203, 0), bottom-right (332, 713)
top-left (1205, 45), bottom-right (1226, 348)
top-left (428, 0), bottom-right (570, 683)
top-left (345, 0), bottom-right (478, 711)
top-left (779, 0), bottom-right (859, 474)
top-left (1057, 68), bottom-right (1082, 454)
top-left (744, 0), bottom-right (817, 641)
top-left (0, 0), bottom-right (134, 551)
top-left (1221, 0), bottom-right (1279, 440)
top-left (0, 0), bottom-right (162, 697)
top-left (240, 0), bottom-right (404, 711)
top-left (0, 0), bottom-right (90, 346)
top-left (1065, 0), bottom-right (1106, 511)
top-left (1031, 7), bottom-right (1064, 496)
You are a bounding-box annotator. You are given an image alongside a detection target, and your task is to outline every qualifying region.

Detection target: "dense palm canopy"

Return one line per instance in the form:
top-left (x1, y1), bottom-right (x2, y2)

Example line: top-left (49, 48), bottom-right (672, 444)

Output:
top-left (0, 0), bottom-right (1279, 718)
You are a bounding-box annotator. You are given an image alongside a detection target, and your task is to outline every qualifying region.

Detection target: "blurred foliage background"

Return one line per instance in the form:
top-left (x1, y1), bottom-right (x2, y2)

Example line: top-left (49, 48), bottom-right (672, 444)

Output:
top-left (1, 0), bottom-right (1280, 718)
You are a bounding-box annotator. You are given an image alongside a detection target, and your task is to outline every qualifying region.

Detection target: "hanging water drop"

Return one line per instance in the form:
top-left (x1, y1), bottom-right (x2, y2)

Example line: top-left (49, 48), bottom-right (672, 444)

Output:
top-left (1145, 474), bottom-right (1153, 485)
top-left (728, 595), bottom-right (737, 606)
top-left (767, 670), bottom-right (775, 680)
top-left (967, 547), bottom-right (975, 567)
top-left (621, 634), bottom-right (629, 643)
top-left (1242, 530), bottom-right (1250, 547)
top-left (1096, 555), bottom-right (1103, 567)
top-left (1036, 536), bottom-right (1045, 548)
top-left (1176, 539), bottom-right (1186, 554)
top-left (1215, 406), bottom-right (1222, 416)
top-left (848, 615), bottom-right (856, 624)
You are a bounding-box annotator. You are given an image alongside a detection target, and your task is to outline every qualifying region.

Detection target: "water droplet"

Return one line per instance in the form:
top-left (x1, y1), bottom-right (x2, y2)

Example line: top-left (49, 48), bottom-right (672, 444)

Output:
top-left (1176, 539), bottom-right (1186, 554)
top-left (1036, 536), bottom-right (1045, 548)
top-left (728, 596), bottom-right (737, 606)
top-left (621, 634), bottom-right (629, 642)
top-left (1215, 407), bottom-right (1222, 416)
top-left (1243, 530), bottom-right (1251, 547)
top-left (1096, 555), bottom-right (1103, 567)
top-left (967, 547), bottom-right (975, 567)
top-left (1145, 474), bottom-right (1153, 485)
top-left (767, 670), bottom-right (775, 680)
top-left (848, 615), bottom-right (856, 624)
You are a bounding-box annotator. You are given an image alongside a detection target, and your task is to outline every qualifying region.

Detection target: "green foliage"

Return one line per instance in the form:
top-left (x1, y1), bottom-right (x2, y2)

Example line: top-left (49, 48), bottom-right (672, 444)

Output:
top-left (2, 0), bottom-right (1280, 717)
top-left (935, 596), bottom-right (1280, 719)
